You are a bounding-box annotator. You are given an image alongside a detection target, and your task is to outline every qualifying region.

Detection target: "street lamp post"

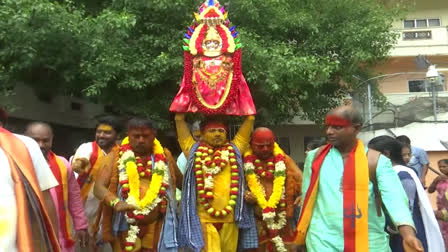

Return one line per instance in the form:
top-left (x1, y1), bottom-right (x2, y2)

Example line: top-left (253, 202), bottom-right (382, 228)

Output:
top-left (426, 65), bottom-right (440, 122)
top-left (353, 72), bottom-right (426, 129)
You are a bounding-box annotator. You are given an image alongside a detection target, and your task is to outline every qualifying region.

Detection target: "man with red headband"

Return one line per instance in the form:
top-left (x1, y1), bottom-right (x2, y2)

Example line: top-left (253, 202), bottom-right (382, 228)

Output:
top-left (294, 106), bottom-right (423, 252)
top-left (176, 113), bottom-right (258, 252)
top-left (243, 127), bottom-right (302, 252)
top-left (94, 118), bottom-right (182, 252)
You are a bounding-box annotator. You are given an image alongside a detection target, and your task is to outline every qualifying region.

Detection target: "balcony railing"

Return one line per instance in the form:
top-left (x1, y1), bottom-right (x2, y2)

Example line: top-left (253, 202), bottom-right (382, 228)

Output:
top-left (390, 26), bottom-right (448, 56)
top-left (402, 30), bottom-right (432, 40)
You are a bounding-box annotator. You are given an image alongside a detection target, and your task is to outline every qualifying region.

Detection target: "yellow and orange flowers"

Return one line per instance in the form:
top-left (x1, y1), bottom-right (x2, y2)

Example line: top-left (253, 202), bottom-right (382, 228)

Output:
top-left (118, 137), bottom-right (169, 251)
top-left (194, 142), bottom-right (239, 218)
top-left (244, 143), bottom-right (288, 252)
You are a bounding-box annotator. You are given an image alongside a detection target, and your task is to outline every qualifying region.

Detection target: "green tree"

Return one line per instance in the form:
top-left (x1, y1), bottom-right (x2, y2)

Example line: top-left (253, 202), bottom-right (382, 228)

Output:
top-left (0, 0), bottom-right (405, 126)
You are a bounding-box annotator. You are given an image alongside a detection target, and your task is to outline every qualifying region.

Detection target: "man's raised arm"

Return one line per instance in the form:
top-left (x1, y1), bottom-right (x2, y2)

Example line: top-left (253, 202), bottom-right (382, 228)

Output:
top-left (232, 115), bottom-right (255, 153)
top-left (174, 113), bottom-right (196, 157)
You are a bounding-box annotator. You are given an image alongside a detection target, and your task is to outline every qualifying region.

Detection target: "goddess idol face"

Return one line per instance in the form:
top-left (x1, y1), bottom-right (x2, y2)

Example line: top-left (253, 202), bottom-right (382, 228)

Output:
top-left (202, 27), bottom-right (223, 57)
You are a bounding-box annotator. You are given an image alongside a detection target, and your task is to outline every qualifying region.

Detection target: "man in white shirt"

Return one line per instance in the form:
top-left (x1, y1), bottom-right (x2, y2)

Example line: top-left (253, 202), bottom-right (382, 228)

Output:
top-left (71, 116), bottom-right (122, 250)
top-left (0, 107), bottom-right (60, 251)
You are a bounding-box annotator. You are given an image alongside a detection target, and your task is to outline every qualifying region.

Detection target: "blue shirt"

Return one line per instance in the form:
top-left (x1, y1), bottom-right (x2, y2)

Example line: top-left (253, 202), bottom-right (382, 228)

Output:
top-left (408, 146), bottom-right (429, 178)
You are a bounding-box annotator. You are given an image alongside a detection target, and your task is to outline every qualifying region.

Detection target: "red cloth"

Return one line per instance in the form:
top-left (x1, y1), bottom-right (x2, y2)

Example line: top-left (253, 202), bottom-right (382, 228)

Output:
top-left (170, 50), bottom-right (256, 116)
top-left (48, 152), bottom-right (75, 247)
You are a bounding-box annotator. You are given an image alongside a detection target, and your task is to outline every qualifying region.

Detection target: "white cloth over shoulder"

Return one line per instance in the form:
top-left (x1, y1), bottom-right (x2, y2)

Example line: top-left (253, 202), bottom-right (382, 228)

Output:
top-left (393, 165), bottom-right (445, 252)
top-left (0, 134), bottom-right (58, 252)
top-left (72, 142), bottom-right (94, 163)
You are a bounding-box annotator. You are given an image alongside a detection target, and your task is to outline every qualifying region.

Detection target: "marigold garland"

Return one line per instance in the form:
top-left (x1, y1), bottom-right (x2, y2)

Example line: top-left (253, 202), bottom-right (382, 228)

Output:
top-left (244, 142), bottom-right (288, 252)
top-left (194, 142), bottom-right (239, 218)
top-left (118, 137), bottom-right (169, 252)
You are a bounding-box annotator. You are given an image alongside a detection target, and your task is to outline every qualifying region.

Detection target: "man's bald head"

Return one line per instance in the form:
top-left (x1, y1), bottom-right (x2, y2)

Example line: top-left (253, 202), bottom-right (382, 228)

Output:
top-left (25, 122), bottom-right (54, 158)
top-left (251, 127), bottom-right (275, 160)
top-left (252, 127), bottom-right (275, 144)
top-left (325, 105), bottom-right (362, 149)
top-left (327, 105), bottom-right (363, 126)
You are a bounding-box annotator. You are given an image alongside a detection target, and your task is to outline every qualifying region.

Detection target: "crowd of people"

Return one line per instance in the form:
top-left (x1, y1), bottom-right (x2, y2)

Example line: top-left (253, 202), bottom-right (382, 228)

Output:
top-left (1, 104), bottom-right (448, 252)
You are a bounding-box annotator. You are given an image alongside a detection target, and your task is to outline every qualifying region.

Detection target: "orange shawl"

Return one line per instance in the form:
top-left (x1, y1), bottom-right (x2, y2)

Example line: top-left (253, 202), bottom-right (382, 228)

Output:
top-left (48, 151), bottom-right (74, 247)
top-left (0, 127), bottom-right (60, 252)
top-left (294, 140), bottom-right (369, 252)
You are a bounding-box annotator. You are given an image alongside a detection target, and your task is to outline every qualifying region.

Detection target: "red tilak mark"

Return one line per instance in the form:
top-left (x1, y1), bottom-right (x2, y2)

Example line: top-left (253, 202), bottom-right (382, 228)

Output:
top-left (325, 115), bottom-right (351, 127)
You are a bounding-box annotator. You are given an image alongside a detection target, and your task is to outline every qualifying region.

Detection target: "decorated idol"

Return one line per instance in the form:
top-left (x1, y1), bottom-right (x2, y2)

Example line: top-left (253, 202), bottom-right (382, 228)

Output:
top-left (174, 1), bottom-right (258, 251)
top-left (169, 0), bottom-right (256, 116)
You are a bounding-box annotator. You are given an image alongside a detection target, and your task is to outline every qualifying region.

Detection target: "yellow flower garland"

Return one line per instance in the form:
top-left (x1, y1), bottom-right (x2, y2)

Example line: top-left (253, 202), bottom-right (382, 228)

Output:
top-left (122, 137), bottom-right (166, 209)
top-left (245, 143), bottom-right (286, 209)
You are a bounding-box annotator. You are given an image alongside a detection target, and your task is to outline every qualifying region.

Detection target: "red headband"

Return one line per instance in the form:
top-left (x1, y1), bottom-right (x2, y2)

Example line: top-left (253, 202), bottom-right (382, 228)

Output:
top-left (202, 122), bottom-right (227, 132)
top-left (252, 128), bottom-right (275, 144)
top-left (325, 115), bottom-right (351, 127)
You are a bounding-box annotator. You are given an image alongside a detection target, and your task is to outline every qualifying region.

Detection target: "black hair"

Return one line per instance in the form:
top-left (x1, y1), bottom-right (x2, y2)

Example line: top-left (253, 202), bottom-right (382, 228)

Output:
top-left (306, 139), bottom-right (326, 150)
top-left (368, 135), bottom-right (406, 166)
top-left (127, 117), bottom-right (156, 131)
top-left (396, 135), bottom-right (411, 145)
top-left (96, 115), bottom-right (123, 133)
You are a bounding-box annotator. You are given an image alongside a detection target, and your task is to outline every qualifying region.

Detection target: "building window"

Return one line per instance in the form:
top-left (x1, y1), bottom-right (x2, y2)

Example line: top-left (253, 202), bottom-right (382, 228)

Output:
top-left (70, 102), bottom-right (82, 111)
top-left (408, 79), bottom-right (445, 92)
top-left (408, 80), bottom-right (426, 92)
top-left (403, 18), bottom-right (441, 28)
top-left (428, 18), bottom-right (441, 26)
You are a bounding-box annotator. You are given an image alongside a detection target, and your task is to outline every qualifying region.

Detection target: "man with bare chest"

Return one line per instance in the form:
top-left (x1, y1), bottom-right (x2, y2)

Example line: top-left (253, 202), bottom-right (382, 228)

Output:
top-left (244, 127), bottom-right (302, 252)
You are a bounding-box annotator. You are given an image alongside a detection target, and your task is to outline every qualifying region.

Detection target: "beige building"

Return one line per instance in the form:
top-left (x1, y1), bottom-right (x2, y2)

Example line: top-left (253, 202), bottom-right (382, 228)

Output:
top-left (366, 0), bottom-right (448, 208)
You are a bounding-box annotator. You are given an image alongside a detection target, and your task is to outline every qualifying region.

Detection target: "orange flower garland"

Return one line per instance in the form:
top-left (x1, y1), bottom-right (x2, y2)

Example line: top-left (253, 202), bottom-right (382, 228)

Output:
top-left (195, 142), bottom-right (239, 218)
top-left (118, 137), bottom-right (169, 251)
top-left (244, 143), bottom-right (288, 252)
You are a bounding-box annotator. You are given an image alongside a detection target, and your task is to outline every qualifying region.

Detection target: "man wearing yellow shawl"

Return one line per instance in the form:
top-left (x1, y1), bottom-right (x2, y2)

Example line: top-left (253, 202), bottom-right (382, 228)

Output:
top-left (94, 118), bottom-right (182, 252)
top-left (71, 115), bottom-right (122, 249)
top-left (243, 127), bottom-right (302, 252)
top-left (295, 106), bottom-right (423, 252)
top-left (176, 113), bottom-right (258, 252)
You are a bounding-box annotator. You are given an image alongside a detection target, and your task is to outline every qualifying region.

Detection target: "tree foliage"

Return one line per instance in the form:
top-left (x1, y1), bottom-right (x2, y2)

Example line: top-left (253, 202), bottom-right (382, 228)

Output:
top-left (0, 0), bottom-right (405, 127)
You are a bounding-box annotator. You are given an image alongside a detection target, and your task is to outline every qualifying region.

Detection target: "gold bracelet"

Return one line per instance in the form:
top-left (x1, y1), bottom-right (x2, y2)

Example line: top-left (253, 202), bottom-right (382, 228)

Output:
top-left (109, 198), bottom-right (120, 208)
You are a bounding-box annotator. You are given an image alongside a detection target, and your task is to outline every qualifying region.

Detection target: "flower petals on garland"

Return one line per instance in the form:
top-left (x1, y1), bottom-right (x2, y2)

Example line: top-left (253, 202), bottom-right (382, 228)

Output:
top-left (244, 143), bottom-right (288, 252)
top-left (118, 137), bottom-right (169, 251)
top-left (195, 142), bottom-right (239, 218)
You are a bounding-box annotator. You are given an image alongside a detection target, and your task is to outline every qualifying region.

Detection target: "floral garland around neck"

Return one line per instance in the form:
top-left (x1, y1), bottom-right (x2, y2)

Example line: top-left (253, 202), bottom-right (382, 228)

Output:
top-left (118, 137), bottom-right (169, 252)
top-left (194, 142), bottom-right (239, 218)
top-left (244, 143), bottom-right (287, 252)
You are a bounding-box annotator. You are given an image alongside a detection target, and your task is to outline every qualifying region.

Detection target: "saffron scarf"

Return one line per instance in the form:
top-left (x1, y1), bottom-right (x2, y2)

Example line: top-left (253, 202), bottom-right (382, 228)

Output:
top-left (0, 127), bottom-right (60, 251)
top-left (76, 141), bottom-right (104, 202)
top-left (48, 151), bottom-right (74, 247)
top-left (294, 139), bottom-right (369, 252)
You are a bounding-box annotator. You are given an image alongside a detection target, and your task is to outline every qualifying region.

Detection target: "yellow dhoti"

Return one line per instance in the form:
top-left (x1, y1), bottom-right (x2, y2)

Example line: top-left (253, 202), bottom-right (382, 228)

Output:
top-left (201, 222), bottom-right (238, 252)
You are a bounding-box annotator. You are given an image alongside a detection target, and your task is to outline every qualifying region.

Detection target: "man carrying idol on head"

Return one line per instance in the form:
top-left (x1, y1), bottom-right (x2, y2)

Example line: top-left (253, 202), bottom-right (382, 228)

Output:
top-left (170, 1), bottom-right (258, 251)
